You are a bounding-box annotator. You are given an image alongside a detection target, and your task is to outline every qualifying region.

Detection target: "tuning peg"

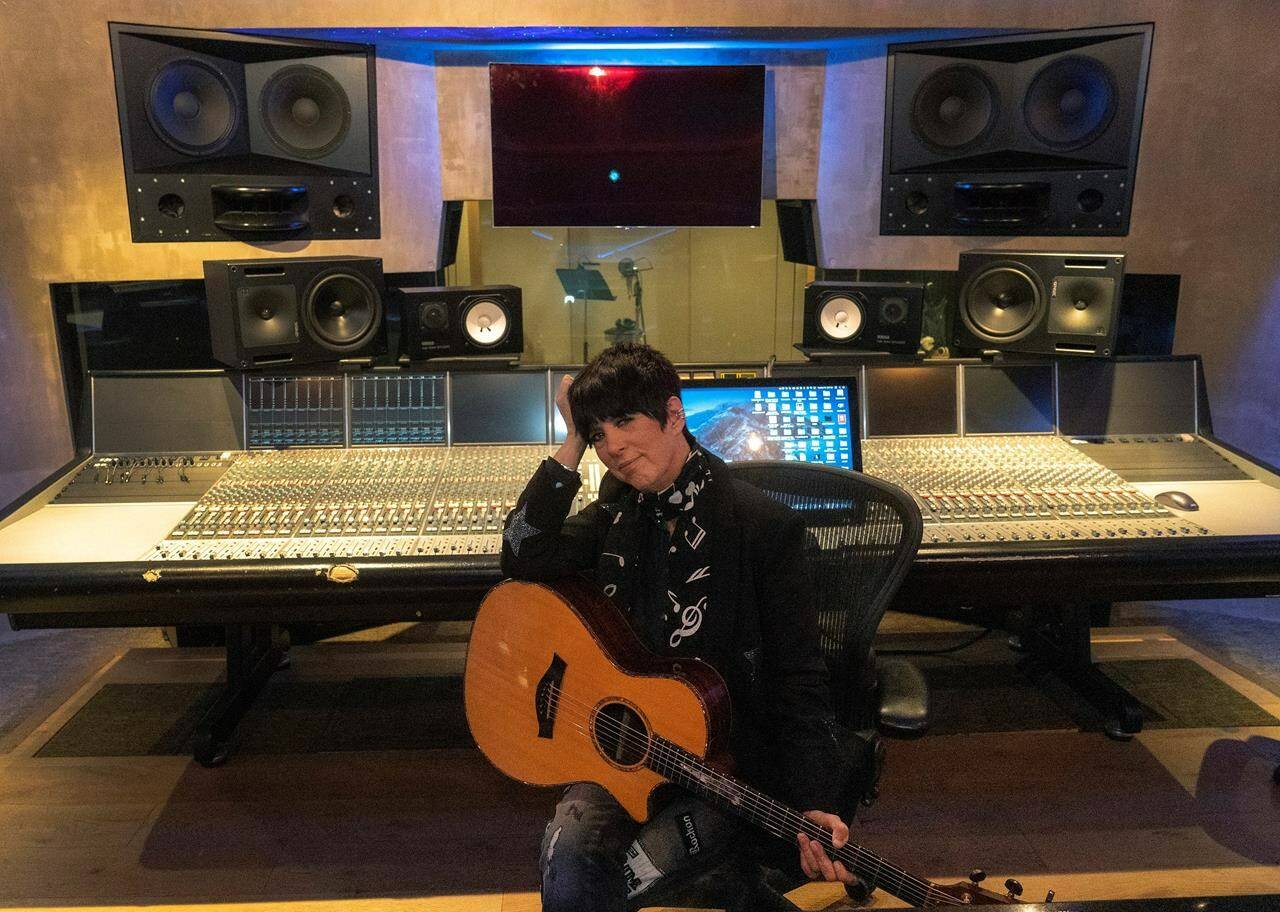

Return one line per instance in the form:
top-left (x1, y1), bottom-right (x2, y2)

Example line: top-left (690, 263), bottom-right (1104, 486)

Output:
top-left (968, 869), bottom-right (986, 884)
top-left (1004, 878), bottom-right (1023, 898)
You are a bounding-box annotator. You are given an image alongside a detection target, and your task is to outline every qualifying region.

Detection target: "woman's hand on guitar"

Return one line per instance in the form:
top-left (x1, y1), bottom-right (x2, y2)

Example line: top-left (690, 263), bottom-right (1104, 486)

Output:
top-left (797, 810), bottom-right (856, 885)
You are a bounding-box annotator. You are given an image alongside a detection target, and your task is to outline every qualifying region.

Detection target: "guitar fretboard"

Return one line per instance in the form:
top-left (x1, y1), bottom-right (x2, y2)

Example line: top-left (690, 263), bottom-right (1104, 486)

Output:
top-left (643, 734), bottom-right (960, 907)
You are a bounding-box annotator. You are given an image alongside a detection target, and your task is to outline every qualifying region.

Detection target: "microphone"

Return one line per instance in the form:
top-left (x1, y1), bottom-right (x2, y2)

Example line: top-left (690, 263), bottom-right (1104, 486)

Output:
top-left (618, 257), bottom-right (652, 276)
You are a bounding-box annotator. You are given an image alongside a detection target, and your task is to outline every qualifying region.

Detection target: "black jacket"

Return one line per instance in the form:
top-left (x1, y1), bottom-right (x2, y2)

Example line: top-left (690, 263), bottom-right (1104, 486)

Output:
top-left (500, 448), bottom-right (848, 814)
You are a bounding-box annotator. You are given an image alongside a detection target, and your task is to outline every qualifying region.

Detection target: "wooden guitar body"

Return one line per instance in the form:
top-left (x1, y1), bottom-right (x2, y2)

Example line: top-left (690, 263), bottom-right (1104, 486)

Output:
top-left (465, 578), bottom-right (1030, 906)
top-left (464, 577), bottom-right (731, 822)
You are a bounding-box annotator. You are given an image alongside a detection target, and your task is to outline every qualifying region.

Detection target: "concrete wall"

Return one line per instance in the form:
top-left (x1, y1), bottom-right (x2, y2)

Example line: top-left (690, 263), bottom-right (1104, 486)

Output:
top-left (2, 1), bottom-right (1278, 509)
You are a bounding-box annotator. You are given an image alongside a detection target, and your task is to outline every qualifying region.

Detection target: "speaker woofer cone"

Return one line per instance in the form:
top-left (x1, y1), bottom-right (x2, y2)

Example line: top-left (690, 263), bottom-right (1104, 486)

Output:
top-left (1024, 55), bottom-right (1117, 151)
top-left (147, 58), bottom-right (237, 155)
top-left (911, 65), bottom-right (998, 153)
top-left (961, 265), bottom-right (1044, 342)
top-left (302, 270), bottom-right (381, 351)
top-left (462, 297), bottom-right (511, 348)
top-left (260, 64), bottom-right (352, 159)
top-left (817, 293), bottom-right (865, 342)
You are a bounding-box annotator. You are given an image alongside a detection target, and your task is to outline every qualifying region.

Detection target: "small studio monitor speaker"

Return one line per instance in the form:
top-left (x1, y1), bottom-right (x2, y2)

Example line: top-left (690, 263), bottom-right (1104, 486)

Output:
top-left (953, 250), bottom-right (1124, 357)
top-left (204, 256), bottom-right (387, 368)
top-left (882, 23), bottom-right (1152, 236)
top-left (109, 22), bottom-right (379, 242)
top-left (400, 285), bottom-right (523, 361)
top-left (803, 281), bottom-right (924, 354)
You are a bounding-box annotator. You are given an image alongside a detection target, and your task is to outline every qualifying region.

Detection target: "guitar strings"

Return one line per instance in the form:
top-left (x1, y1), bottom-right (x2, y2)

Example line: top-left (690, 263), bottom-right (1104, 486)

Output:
top-left (466, 661), bottom-right (934, 903)
top-left (538, 680), bottom-right (956, 908)
top-left (465, 662), bottom-right (959, 907)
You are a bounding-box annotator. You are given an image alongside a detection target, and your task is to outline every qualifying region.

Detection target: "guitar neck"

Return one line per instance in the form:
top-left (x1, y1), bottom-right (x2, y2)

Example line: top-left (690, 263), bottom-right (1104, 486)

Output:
top-left (646, 735), bottom-right (954, 908)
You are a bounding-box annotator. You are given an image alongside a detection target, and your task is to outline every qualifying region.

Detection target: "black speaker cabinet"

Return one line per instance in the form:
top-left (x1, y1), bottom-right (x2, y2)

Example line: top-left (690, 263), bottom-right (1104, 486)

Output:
top-left (109, 22), bottom-right (379, 243)
top-left (400, 285), bottom-right (524, 360)
top-left (954, 250), bottom-right (1124, 357)
top-left (882, 23), bottom-right (1152, 236)
top-left (437, 201), bottom-right (464, 269)
top-left (204, 256), bottom-right (387, 368)
top-left (803, 281), bottom-right (924, 354)
top-left (775, 199), bottom-right (820, 265)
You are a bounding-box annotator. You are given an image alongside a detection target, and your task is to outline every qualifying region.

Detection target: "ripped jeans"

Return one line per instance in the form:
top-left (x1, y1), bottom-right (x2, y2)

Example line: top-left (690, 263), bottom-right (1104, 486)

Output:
top-left (539, 782), bottom-right (801, 912)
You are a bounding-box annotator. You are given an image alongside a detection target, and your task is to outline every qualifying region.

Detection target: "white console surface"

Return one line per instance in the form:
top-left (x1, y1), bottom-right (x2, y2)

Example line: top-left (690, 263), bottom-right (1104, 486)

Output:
top-left (0, 503), bottom-right (195, 563)
top-left (1133, 480), bottom-right (1280, 538)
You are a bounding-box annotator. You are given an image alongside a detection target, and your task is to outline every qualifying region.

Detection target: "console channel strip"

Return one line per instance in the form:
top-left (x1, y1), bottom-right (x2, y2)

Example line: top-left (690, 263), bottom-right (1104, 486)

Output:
top-left (862, 436), bottom-right (1212, 545)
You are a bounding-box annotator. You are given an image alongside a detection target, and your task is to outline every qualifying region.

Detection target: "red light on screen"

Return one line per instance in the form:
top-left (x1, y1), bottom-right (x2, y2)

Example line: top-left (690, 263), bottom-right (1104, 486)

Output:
top-left (583, 65), bottom-right (638, 93)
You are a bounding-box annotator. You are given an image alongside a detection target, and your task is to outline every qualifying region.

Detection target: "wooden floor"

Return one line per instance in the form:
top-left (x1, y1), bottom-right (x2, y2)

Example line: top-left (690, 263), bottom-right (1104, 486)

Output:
top-left (2, 623), bottom-right (1279, 912)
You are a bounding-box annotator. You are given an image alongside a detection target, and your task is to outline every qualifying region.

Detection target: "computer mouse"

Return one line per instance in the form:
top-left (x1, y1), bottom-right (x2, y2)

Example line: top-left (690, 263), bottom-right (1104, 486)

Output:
top-left (1154, 490), bottom-right (1199, 511)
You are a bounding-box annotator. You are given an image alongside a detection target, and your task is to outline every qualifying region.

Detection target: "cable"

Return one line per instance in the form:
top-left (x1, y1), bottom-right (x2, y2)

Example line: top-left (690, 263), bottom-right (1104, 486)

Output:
top-left (877, 627), bottom-right (992, 656)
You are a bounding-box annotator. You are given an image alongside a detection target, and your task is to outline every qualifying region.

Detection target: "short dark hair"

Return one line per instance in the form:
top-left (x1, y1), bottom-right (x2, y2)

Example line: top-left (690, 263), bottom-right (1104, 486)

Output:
top-left (568, 343), bottom-right (681, 441)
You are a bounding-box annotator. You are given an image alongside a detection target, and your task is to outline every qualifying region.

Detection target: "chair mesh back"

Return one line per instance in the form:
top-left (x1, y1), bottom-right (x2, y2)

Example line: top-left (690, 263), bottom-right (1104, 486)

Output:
top-left (728, 462), bottom-right (923, 728)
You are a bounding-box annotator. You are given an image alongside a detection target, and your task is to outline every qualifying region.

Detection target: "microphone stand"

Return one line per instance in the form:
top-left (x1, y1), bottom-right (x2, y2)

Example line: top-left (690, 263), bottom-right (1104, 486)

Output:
top-left (633, 274), bottom-right (646, 344)
top-left (580, 282), bottom-right (589, 362)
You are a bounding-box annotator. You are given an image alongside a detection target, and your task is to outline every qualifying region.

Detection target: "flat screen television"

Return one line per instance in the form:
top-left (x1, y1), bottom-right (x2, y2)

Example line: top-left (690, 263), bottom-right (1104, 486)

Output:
top-left (489, 64), bottom-right (765, 227)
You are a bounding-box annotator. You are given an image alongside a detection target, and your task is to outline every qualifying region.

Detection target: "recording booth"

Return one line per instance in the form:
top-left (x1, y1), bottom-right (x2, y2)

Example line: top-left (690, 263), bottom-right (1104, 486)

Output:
top-left (3, 10), bottom-right (1280, 912)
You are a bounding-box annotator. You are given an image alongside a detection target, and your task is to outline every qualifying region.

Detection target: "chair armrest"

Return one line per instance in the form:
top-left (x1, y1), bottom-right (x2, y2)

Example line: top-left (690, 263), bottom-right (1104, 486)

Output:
top-left (876, 657), bottom-right (930, 738)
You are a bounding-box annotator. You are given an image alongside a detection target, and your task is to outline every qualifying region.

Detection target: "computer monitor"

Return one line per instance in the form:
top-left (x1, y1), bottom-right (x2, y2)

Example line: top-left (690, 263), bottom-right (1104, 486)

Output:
top-left (864, 365), bottom-right (959, 437)
top-left (450, 372), bottom-right (550, 444)
top-left (681, 376), bottom-right (860, 471)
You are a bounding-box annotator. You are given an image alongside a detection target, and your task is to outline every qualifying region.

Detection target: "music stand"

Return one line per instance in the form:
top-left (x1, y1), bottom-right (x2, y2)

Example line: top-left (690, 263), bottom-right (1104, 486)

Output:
top-left (556, 267), bottom-right (616, 361)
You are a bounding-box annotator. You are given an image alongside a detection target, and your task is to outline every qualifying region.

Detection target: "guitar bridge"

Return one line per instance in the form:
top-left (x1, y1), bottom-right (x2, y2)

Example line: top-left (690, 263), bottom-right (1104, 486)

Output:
top-left (535, 654), bottom-right (567, 739)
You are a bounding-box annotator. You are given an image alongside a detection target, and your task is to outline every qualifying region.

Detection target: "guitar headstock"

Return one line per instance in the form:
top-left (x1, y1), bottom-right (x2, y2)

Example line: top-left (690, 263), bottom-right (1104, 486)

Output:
top-left (932, 880), bottom-right (1019, 905)
top-left (932, 871), bottom-right (1046, 905)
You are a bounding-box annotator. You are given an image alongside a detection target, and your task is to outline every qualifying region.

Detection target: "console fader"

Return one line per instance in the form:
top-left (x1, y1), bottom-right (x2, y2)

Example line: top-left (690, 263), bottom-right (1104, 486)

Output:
top-left (145, 446), bottom-right (605, 561)
top-left (862, 435), bottom-right (1211, 545)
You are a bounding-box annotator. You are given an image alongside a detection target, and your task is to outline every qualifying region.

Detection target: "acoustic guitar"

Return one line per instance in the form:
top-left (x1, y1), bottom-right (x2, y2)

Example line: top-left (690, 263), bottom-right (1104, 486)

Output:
top-left (464, 577), bottom-right (1039, 907)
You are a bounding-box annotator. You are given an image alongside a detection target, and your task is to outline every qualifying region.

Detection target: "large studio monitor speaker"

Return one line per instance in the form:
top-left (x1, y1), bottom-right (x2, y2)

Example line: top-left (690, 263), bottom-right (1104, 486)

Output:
top-left (400, 285), bottom-right (524, 361)
top-left (881, 24), bottom-right (1152, 236)
top-left (109, 23), bottom-right (379, 243)
top-left (803, 281), bottom-right (924, 354)
top-left (953, 250), bottom-right (1124, 357)
top-left (775, 199), bottom-right (821, 266)
top-left (204, 256), bottom-right (387, 368)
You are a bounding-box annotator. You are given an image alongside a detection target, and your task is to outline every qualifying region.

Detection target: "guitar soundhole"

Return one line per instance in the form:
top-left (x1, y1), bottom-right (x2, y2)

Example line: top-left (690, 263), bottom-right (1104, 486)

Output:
top-left (592, 701), bottom-right (650, 768)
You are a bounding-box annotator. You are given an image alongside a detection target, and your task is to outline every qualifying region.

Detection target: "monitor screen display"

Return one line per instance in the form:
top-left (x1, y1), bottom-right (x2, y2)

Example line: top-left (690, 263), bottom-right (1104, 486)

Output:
top-left (681, 378), bottom-right (859, 471)
top-left (963, 364), bottom-right (1055, 435)
top-left (490, 64), bottom-right (765, 227)
top-left (865, 366), bottom-right (958, 437)
top-left (1057, 359), bottom-right (1197, 436)
top-left (450, 372), bottom-right (549, 444)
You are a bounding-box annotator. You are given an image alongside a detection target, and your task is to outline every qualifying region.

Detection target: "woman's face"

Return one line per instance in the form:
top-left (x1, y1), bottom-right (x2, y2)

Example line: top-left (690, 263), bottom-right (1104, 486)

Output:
top-left (588, 398), bottom-right (687, 492)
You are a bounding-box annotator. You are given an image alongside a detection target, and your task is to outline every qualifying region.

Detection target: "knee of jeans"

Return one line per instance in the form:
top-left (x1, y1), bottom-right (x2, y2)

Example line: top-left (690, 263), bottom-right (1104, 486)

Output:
top-left (540, 817), bottom-right (608, 875)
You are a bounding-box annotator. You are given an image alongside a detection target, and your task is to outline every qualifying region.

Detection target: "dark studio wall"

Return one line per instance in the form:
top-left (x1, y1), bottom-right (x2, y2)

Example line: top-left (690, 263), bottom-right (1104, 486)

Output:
top-left (1, 1), bottom-right (1278, 510)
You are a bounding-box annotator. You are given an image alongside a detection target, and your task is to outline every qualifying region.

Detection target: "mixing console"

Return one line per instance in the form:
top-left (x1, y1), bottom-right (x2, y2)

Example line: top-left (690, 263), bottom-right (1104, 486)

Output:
top-left (143, 446), bottom-right (602, 561)
top-left (54, 454), bottom-right (235, 503)
top-left (53, 437), bottom-right (1217, 562)
top-left (862, 435), bottom-right (1212, 545)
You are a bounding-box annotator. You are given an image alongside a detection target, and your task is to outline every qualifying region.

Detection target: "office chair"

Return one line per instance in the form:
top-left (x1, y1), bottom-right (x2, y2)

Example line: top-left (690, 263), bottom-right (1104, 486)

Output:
top-left (728, 461), bottom-right (929, 807)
